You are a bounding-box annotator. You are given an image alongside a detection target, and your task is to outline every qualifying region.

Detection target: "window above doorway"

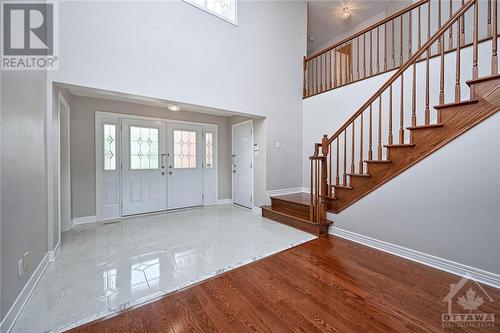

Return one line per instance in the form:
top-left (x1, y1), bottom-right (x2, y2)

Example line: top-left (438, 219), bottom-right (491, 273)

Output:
top-left (183, 0), bottom-right (237, 25)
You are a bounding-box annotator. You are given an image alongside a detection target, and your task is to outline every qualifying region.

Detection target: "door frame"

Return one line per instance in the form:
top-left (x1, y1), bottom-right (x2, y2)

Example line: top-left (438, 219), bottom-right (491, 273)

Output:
top-left (95, 111), bottom-right (219, 220)
top-left (57, 93), bottom-right (71, 234)
top-left (231, 119), bottom-right (254, 209)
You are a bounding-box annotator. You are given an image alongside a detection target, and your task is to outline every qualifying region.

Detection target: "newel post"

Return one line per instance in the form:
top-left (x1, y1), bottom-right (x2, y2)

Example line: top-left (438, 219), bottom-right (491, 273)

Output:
top-left (303, 56), bottom-right (308, 97)
top-left (320, 135), bottom-right (329, 221)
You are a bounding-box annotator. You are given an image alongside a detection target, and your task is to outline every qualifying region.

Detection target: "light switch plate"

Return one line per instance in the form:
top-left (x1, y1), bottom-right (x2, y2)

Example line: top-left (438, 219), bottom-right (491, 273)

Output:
top-left (18, 259), bottom-right (23, 278)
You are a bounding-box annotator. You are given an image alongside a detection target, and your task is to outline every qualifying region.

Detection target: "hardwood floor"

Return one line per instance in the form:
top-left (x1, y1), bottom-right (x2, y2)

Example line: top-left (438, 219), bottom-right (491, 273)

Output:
top-left (68, 236), bottom-right (500, 333)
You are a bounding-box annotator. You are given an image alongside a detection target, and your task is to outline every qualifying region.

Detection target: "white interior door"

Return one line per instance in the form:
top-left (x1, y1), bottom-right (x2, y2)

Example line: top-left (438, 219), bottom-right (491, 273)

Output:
top-left (167, 123), bottom-right (203, 209)
top-left (232, 121), bottom-right (253, 208)
top-left (122, 119), bottom-right (167, 215)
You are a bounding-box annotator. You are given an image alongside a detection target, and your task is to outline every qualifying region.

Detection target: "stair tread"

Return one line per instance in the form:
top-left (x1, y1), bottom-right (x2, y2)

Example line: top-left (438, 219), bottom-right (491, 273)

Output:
top-left (466, 73), bottom-right (500, 86)
top-left (261, 205), bottom-right (333, 226)
top-left (271, 192), bottom-right (310, 206)
top-left (407, 123), bottom-right (444, 130)
top-left (434, 99), bottom-right (479, 109)
top-left (364, 159), bottom-right (392, 163)
top-left (332, 184), bottom-right (353, 189)
top-left (347, 173), bottom-right (371, 177)
top-left (384, 144), bottom-right (415, 148)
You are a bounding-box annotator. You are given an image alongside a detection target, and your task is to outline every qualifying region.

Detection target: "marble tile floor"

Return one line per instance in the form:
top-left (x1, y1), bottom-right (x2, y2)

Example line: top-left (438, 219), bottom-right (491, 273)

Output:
top-left (10, 204), bottom-right (316, 333)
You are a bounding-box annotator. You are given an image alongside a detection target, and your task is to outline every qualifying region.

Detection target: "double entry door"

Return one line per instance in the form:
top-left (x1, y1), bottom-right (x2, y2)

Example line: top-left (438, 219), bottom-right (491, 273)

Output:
top-left (121, 119), bottom-right (203, 215)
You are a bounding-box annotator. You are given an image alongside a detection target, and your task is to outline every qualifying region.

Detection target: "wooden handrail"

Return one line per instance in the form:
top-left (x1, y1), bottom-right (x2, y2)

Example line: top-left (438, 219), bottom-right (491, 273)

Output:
top-left (306, 0), bottom-right (429, 61)
top-left (327, 0), bottom-right (476, 145)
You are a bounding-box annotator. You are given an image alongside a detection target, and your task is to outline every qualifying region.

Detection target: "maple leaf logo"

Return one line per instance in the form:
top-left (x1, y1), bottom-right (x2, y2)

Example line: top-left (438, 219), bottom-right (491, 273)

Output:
top-left (457, 288), bottom-right (484, 313)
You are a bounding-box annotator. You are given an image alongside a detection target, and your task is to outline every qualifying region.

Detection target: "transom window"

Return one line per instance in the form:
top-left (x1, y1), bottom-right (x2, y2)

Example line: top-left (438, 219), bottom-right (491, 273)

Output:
top-left (174, 130), bottom-right (197, 169)
top-left (130, 126), bottom-right (159, 170)
top-left (184, 0), bottom-right (237, 25)
top-left (103, 124), bottom-right (116, 171)
top-left (205, 132), bottom-right (214, 168)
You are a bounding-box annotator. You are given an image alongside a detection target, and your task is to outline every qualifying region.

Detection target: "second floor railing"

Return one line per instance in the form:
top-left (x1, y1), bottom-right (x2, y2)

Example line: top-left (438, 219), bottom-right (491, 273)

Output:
top-left (304, 0), bottom-right (498, 98)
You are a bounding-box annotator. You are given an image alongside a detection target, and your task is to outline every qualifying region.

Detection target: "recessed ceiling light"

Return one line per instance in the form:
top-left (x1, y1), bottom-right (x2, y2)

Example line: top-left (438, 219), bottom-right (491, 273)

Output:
top-left (167, 104), bottom-right (181, 112)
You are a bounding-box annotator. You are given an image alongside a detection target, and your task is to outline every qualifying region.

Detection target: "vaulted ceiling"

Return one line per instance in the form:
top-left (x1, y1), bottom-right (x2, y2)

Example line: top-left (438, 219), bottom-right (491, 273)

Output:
top-left (307, 0), bottom-right (405, 54)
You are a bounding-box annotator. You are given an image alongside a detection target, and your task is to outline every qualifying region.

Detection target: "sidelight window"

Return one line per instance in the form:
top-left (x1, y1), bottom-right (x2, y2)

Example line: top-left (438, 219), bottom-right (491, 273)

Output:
top-left (103, 124), bottom-right (116, 171)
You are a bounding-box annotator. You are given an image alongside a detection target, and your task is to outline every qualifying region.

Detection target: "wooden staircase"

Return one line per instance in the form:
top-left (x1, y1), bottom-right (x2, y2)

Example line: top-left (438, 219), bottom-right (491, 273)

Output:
top-left (261, 193), bottom-right (332, 236)
top-left (262, 0), bottom-right (500, 235)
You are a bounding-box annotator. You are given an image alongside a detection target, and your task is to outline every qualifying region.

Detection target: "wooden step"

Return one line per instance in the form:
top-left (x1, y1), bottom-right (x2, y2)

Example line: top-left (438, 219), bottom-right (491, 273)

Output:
top-left (384, 144), bottom-right (415, 148)
top-left (407, 123), bottom-right (444, 130)
top-left (271, 193), bottom-right (310, 220)
top-left (364, 159), bottom-right (392, 163)
top-left (347, 173), bottom-right (371, 177)
top-left (332, 184), bottom-right (353, 190)
top-left (261, 206), bottom-right (332, 237)
top-left (433, 99), bottom-right (479, 110)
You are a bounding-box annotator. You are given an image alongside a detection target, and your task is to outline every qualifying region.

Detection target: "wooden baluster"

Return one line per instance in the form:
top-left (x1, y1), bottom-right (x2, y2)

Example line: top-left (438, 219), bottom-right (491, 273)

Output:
top-left (370, 30), bottom-right (373, 76)
top-left (409, 10), bottom-right (412, 58)
top-left (425, 46), bottom-right (430, 125)
top-left (310, 158), bottom-right (313, 221)
top-left (369, 104), bottom-right (373, 160)
top-left (377, 97), bottom-right (382, 160)
top-left (400, 15), bottom-right (404, 65)
top-left (384, 23), bottom-right (388, 71)
top-left (488, 0), bottom-right (492, 38)
top-left (377, 27), bottom-right (380, 73)
top-left (320, 54), bottom-right (323, 92)
top-left (472, 0), bottom-right (478, 98)
top-left (388, 85), bottom-right (393, 145)
top-left (418, 5), bottom-right (422, 49)
top-left (449, 0), bottom-right (453, 49)
top-left (412, 63), bottom-right (417, 128)
top-left (303, 57), bottom-right (307, 97)
top-left (392, 19), bottom-right (395, 68)
top-left (312, 58), bottom-right (316, 95)
top-left (461, 0), bottom-right (465, 46)
top-left (438, 0), bottom-right (442, 55)
top-left (493, 0), bottom-right (498, 74)
top-left (399, 74), bottom-right (404, 144)
top-left (351, 122), bottom-right (355, 174)
top-left (357, 37), bottom-right (360, 80)
top-left (343, 130), bottom-right (347, 185)
top-left (328, 51), bottom-right (332, 89)
top-left (424, 2), bottom-right (431, 125)
top-left (329, 144), bottom-right (332, 197)
top-left (336, 138), bottom-right (340, 185)
top-left (363, 34), bottom-right (367, 78)
top-left (359, 111), bottom-right (364, 174)
top-left (340, 48), bottom-right (343, 85)
top-left (455, 15), bottom-right (461, 102)
top-left (333, 49), bottom-right (337, 88)
top-left (439, 27), bottom-right (445, 105)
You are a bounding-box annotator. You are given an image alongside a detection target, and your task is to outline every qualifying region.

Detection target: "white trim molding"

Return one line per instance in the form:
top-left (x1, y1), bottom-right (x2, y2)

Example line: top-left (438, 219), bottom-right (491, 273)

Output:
top-left (217, 199), bottom-right (232, 205)
top-left (330, 227), bottom-right (500, 289)
top-left (72, 215), bottom-right (97, 226)
top-left (265, 187), bottom-right (308, 205)
top-left (0, 253), bottom-right (49, 333)
top-left (48, 241), bottom-right (61, 262)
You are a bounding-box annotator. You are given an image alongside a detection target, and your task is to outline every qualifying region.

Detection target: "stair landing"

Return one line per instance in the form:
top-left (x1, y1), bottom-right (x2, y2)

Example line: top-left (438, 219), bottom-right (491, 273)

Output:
top-left (262, 192), bottom-right (333, 237)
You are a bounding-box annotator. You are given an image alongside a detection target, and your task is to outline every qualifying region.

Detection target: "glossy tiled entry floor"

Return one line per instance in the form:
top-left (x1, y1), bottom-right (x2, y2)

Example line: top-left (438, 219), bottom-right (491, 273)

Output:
top-left (11, 205), bottom-right (315, 333)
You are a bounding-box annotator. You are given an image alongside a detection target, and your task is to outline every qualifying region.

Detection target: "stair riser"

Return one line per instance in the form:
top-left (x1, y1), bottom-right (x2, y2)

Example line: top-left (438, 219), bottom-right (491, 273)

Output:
top-left (262, 208), bottom-right (329, 237)
top-left (472, 79), bottom-right (500, 104)
top-left (349, 176), bottom-right (371, 188)
top-left (271, 198), bottom-right (310, 219)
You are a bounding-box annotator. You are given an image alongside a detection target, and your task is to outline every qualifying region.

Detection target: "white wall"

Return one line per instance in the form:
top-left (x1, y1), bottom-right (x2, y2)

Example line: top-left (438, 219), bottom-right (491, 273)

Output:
top-left (48, 0), bottom-right (306, 193)
top-left (329, 112), bottom-right (500, 275)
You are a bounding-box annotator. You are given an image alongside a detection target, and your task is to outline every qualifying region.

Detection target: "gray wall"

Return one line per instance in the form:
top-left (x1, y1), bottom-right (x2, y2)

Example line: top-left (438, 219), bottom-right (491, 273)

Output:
top-left (70, 95), bottom-right (232, 218)
top-left (1, 71), bottom-right (48, 321)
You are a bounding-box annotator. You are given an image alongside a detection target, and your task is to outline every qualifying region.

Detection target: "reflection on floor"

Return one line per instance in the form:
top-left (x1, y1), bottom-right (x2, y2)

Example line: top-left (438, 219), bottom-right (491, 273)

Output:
top-left (11, 205), bottom-right (315, 333)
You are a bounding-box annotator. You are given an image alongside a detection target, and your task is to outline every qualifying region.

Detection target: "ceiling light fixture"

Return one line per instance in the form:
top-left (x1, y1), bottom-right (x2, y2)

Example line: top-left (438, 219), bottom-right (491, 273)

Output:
top-left (342, 6), bottom-right (351, 20)
top-left (167, 104), bottom-right (181, 112)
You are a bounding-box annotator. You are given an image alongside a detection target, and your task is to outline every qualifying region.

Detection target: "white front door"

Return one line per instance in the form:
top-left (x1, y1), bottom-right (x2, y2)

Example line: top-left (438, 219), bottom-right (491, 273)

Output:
top-left (122, 119), bottom-right (167, 215)
top-left (167, 123), bottom-right (203, 209)
top-left (232, 121), bottom-right (253, 208)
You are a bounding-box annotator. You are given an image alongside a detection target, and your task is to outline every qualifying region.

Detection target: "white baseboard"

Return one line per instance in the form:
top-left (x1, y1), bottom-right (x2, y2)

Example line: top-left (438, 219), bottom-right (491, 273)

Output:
top-left (71, 215), bottom-right (96, 226)
top-left (265, 187), bottom-right (308, 205)
top-left (48, 241), bottom-right (61, 262)
top-left (217, 199), bottom-right (232, 205)
top-left (330, 227), bottom-right (500, 289)
top-left (0, 253), bottom-right (49, 333)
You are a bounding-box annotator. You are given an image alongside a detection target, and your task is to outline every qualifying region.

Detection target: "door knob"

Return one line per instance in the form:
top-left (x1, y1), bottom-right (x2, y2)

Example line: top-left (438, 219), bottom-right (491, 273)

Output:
top-left (168, 171), bottom-right (172, 175)
top-left (161, 171), bottom-right (166, 176)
